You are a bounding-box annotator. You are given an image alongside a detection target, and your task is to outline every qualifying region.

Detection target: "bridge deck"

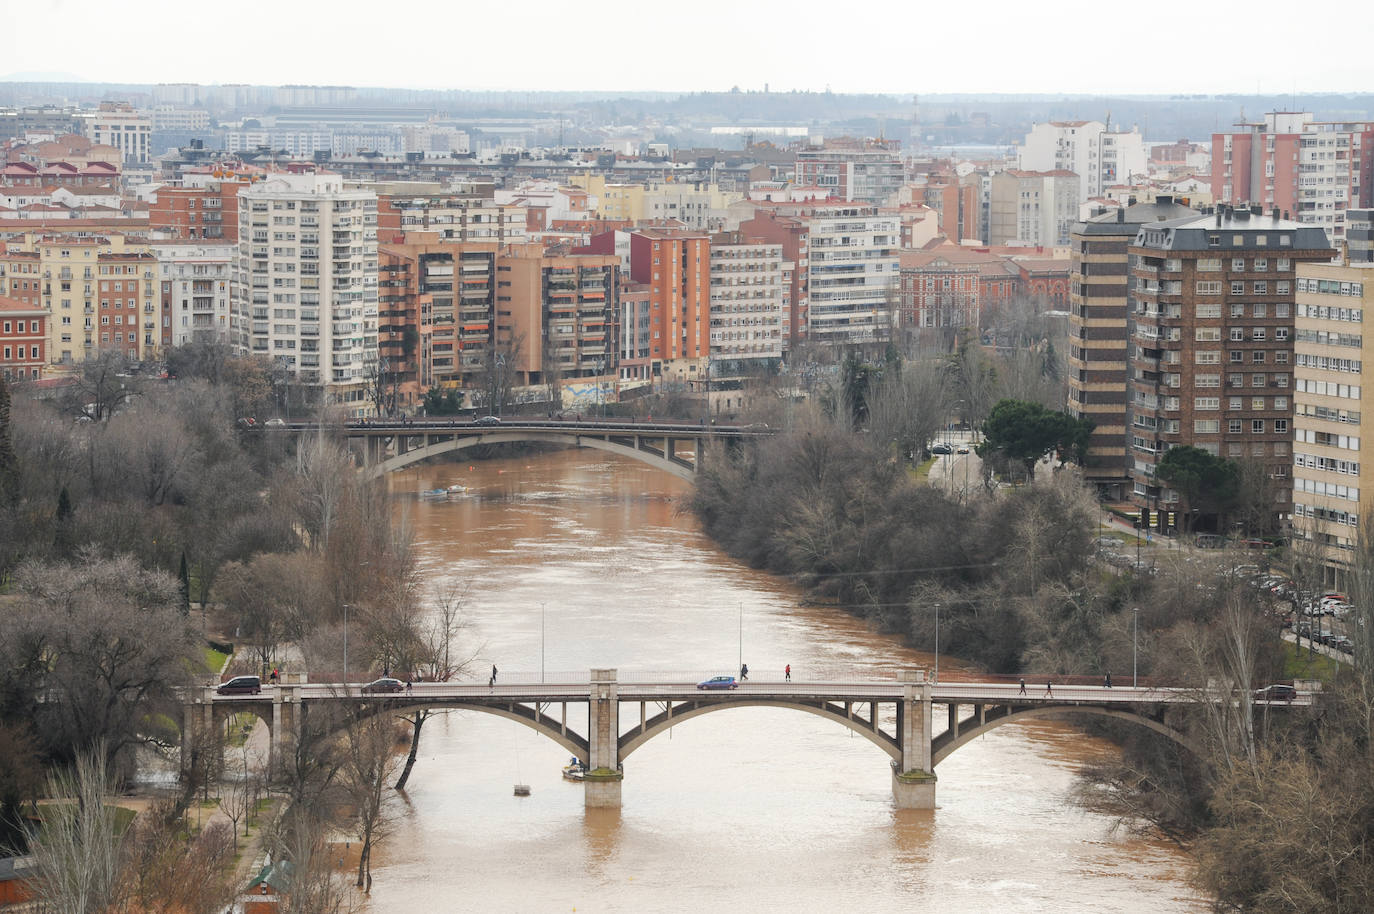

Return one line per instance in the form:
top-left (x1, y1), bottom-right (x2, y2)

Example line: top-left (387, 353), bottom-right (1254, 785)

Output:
top-left (206, 680), bottom-right (1314, 707)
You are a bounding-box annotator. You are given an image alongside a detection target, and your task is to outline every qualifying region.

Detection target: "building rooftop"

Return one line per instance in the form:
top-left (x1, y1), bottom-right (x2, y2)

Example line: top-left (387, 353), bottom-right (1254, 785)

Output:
top-left (1133, 208), bottom-right (1333, 252)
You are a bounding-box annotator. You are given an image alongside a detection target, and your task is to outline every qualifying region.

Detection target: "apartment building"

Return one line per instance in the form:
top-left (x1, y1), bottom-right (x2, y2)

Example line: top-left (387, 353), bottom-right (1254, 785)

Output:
top-left (79, 103), bottom-right (153, 165)
top-left (499, 245), bottom-right (619, 388)
top-left (741, 201), bottom-right (899, 346)
top-left (0, 296), bottom-right (46, 380)
top-left (0, 234), bottom-right (157, 364)
top-left (794, 138), bottom-right (905, 205)
top-left (374, 184), bottom-right (527, 245)
top-left (623, 229), bottom-right (710, 366)
top-left (1212, 112), bottom-right (1374, 241)
top-left (1069, 197), bottom-right (1199, 496)
top-left (1018, 120), bottom-right (1148, 205)
top-left (148, 179), bottom-right (246, 242)
top-left (152, 243), bottom-right (234, 348)
top-left (619, 281), bottom-right (653, 382)
top-left (574, 176), bottom-right (738, 232)
top-left (234, 172), bottom-right (378, 409)
top-left (899, 247), bottom-right (1019, 344)
top-left (708, 234), bottom-right (787, 367)
top-left (987, 170), bottom-right (1079, 247)
top-left (1127, 208), bottom-right (1333, 529)
top-left (1291, 235), bottom-right (1374, 579)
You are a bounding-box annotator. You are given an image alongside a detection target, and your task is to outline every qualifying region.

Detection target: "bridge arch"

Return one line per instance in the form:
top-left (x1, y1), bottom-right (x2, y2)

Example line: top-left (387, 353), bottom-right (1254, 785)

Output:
top-left (931, 705), bottom-right (1197, 767)
top-left (618, 699), bottom-right (901, 763)
top-left (315, 698), bottom-right (591, 761)
top-left (369, 432), bottom-right (696, 482)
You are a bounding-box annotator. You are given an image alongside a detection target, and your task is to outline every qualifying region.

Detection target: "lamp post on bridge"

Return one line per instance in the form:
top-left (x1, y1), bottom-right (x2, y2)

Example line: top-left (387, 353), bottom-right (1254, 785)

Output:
top-left (342, 602), bottom-right (350, 689)
top-left (1132, 607), bottom-right (1140, 687)
top-left (934, 602), bottom-right (940, 684)
top-left (540, 602), bottom-right (545, 683)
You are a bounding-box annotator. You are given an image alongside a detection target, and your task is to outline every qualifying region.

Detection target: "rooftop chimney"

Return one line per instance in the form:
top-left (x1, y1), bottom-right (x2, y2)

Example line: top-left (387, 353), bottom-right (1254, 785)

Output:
top-left (1272, 206), bottom-right (1280, 220)
top-left (1116, 207), bottom-right (1125, 223)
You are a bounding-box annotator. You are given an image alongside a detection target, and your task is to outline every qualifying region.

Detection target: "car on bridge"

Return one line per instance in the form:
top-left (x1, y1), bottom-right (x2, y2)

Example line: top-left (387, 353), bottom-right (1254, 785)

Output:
top-left (361, 677), bottom-right (406, 694)
top-left (697, 675), bottom-right (739, 690)
top-left (1253, 684), bottom-right (1297, 702)
top-left (216, 675), bottom-right (262, 696)
top-left (473, 415), bottom-right (502, 426)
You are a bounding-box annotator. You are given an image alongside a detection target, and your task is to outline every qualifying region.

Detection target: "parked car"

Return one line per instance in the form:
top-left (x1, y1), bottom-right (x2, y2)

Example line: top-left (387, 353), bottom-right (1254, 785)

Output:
top-left (265, 417), bottom-right (286, 428)
top-left (473, 415), bottom-right (502, 426)
top-left (216, 675), bottom-right (262, 696)
top-left (930, 444), bottom-right (952, 455)
top-left (697, 675), bottom-right (739, 690)
top-left (361, 677), bottom-right (405, 694)
top-left (1254, 684), bottom-right (1297, 702)
top-left (1330, 635), bottom-right (1355, 654)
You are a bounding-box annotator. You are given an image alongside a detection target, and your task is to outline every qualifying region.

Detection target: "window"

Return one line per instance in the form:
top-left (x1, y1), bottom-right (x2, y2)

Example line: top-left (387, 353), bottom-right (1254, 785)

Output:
top-left (1231, 303), bottom-right (1245, 317)
top-left (1230, 396), bottom-right (1243, 409)
top-left (1276, 351), bottom-right (1289, 364)
top-left (1277, 258), bottom-right (1291, 270)
top-left (1196, 281), bottom-right (1223, 294)
top-left (1254, 281), bottom-right (1267, 294)
top-left (1253, 303), bottom-right (1266, 318)
top-left (1254, 258), bottom-right (1268, 271)
top-left (1196, 327), bottom-right (1221, 341)
top-left (1275, 328), bottom-right (1289, 341)
top-left (1230, 327), bottom-right (1245, 341)
top-left (1195, 397), bottom-right (1220, 409)
top-left (1197, 374), bottom-right (1220, 387)
top-left (1195, 419), bottom-right (1221, 433)
top-left (1165, 396), bottom-right (1180, 410)
top-left (1277, 281), bottom-right (1290, 294)
top-left (1252, 419), bottom-right (1265, 434)
top-left (1252, 397), bottom-right (1266, 410)
top-left (1197, 303), bottom-right (1221, 318)
top-left (1276, 419), bottom-right (1289, 434)
top-left (1198, 258), bottom-right (1222, 271)
top-left (1277, 303), bottom-right (1290, 318)
top-left (1231, 350), bottom-right (1245, 363)
top-left (1231, 281), bottom-right (1245, 294)
top-left (1232, 258), bottom-right (1246, 271)
top-left (1196, 350), bottom-right (1221, 364)
top-left (1276, 397), bottom-right (1288, 410)
top-left (1276, 374), bottom-right (1289, 387)
top-left (1253, 350), bottom-right (1266, 363)
top-left (1253, 373), bottom-right (1266, 386)
top-left (1252, 328), bottom-right (1267, 341)
top-left (1229, 419), bottom-right (1243, 434)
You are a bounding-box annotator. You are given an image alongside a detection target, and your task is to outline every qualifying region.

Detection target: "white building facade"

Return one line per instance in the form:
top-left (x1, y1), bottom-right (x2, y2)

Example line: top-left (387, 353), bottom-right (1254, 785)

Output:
top-left (153, 243), bottom-right (234, 347)
top-left (805, 204), bottom-right (900, 344)
top-left (234, 173), bottom-right (378, 411)
top-left (709, 242), bottom-right (787, 364)
top-left (1018, 120), bottom-right (1148, 205)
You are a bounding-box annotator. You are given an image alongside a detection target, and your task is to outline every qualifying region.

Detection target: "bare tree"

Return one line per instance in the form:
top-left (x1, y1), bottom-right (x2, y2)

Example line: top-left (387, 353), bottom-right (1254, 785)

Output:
top-left (342, 709), bottom-right (402, 891)
top-left (25, 750), bottom-right (125, 914)
top-left (116, 802), bottom-right (236, 914)
top-left (865, 358), bottom-right (950, 462)
top-left (476, 333), bottom-right (524, 416)
top-left (363, 354), bottom-right (399, 418)
top-left (268, 807), bottom-right (359, 914)
top-left (296, 432), bottom-right (354, 554)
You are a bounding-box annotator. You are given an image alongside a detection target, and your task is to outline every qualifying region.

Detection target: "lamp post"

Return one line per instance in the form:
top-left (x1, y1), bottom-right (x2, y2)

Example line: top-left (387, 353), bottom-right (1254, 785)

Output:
top-left (540, 602), bottom-right (545, 683)
top-left (1132, 607), bottom-right (1140, 687)
top-left (738, 603), bottom-right (743, 674)
top-left (934, 602), bottom-right (941, 683)
top-left (342, 602), bottom-right (350, 688)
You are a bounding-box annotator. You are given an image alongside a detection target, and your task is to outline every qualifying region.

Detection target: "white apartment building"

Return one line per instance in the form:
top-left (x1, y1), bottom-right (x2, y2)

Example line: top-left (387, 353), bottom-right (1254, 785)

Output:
top-left (805, 204), bottom-right (900, 344)
top-left (80, 103), bottom-right (153, 164)
top-left (150, 105), bottom-right (210, 132)
top-left (152, 243), bottom-right (234, 347)
top-left (709, 242), bottom-right (787, 364)
top-left (234, 173), bottom-right (378, 410)
top-left (987, 170), bottom-right (1079, 246)
top-left (1018, 120), bottom-right (1148, 205)
top-left (225, 130), bottom-right (333, 157)
top-left (1292, 254), bottom-right (1374, 582)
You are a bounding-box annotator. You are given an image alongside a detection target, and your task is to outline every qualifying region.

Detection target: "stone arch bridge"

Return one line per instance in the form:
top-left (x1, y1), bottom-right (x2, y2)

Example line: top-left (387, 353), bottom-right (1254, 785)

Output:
top-left (278, 419), bottom-right (770, 481)
top-left (185, 670), bottom-right (1308, 810)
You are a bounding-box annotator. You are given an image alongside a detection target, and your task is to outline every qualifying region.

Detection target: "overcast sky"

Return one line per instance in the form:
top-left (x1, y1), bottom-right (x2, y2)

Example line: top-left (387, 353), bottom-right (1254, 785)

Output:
top-left (6, 0), bottom-right (1374, 96)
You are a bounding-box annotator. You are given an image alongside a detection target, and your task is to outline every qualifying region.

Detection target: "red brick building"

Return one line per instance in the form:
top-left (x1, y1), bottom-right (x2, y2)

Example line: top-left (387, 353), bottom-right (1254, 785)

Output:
top-left (148, 180), bottom-right (245, 242)
top-left (0, 294), bottom-right (46, 380)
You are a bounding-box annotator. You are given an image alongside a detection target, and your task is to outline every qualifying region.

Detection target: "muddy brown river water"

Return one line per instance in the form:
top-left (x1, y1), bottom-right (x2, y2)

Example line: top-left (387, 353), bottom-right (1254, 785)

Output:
top-left (361, 450), bottom-right (1203, 913)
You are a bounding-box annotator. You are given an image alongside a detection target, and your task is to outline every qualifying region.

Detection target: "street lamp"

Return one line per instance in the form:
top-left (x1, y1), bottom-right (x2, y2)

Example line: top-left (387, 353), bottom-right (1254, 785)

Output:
top-left (934, 603), bottom-right (941, 683)
top-left (738, 603), bottom-right (743, 675)
top-left (1132, 607), bottom-right (1140, 687)
top-left (540, 602), bottom-right (545, 683)
top-left (342, 602), bottom-right (350, 688)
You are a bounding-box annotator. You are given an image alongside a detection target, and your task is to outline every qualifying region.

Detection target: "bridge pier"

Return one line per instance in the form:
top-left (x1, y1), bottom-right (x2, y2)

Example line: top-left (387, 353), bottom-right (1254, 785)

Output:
top-left (585, 668), bottom-right (623, 808)
top-left (893, 670), bottom-right (936, 809)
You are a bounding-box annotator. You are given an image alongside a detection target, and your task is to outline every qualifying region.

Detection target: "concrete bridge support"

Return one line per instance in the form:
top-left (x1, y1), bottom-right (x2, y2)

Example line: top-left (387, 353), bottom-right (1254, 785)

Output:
top-left (585, 668), bottom-right (623, 808)
top-left (893, 670), bottom-right (936, 809)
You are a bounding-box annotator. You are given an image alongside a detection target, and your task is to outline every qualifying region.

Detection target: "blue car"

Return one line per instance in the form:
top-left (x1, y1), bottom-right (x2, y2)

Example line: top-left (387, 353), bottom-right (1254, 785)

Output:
top-left (697, 675), bottom-right (738, 690)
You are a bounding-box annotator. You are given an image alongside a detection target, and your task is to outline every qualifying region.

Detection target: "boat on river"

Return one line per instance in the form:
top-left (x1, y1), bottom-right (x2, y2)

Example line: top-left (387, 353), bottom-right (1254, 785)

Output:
top-left (447, 484), bottom-right (468, 495)
top-left (561, 757), bottom-right (587, 781)
top-left (420, 488), bottom-right (449, 500)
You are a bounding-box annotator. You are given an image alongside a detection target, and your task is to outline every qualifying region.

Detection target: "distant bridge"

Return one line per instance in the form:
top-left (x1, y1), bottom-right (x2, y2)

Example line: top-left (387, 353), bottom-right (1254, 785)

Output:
top-left (275, 419), bottom-right (772, 481)
top-left (184, 669), bottom-right (1310, 810)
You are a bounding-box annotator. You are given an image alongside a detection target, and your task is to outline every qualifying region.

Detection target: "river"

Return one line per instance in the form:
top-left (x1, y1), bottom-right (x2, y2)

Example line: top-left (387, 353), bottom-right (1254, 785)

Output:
top-left (362, 450), bottom-right (1204, 913)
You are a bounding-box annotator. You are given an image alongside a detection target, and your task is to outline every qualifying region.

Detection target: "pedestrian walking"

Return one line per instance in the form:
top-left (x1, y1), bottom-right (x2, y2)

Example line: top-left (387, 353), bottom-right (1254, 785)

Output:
top-left (1104, 673), bottom-right (1112, 688)
top-left (1045, 680), bottom-right (1054, 697)
top-left (269, 667), bottom-right (279, 684)
top-left (785, 664), bottom-right (791, 682)
top-left (1018, 678), bottom-right (1026, 695)
top-left (740, 663), bottom-right (749, 681)
top-left (406, 679), bottom-right (413, 694)
top-left (491, 664), bottom-right (498, 684)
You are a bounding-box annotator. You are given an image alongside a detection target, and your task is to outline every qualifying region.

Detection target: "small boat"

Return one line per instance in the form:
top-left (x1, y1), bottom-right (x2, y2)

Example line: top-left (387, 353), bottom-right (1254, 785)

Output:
top-left (513, 783), bottom-right (531, 796)
top-left (420, 488), bottom-right (448, 500)
top-left (561, 757), bottom-right (587, 781)
top-left (446, 484), bottom-right (468, 495)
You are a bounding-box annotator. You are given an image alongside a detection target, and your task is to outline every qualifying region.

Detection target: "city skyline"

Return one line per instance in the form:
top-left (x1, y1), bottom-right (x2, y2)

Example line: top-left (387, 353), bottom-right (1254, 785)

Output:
top-left (7, 0), bottom-right (1373, 96)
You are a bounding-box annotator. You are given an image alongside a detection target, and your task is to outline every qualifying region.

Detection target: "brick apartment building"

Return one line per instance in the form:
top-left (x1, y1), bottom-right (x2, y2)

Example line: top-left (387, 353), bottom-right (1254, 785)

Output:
top-left (0, 295), bottom-right (46, 380)
top-left (1069, 197), bottom-right (1198, 496)
top-left (1127, 206), bottom-right (1333, 529)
